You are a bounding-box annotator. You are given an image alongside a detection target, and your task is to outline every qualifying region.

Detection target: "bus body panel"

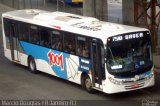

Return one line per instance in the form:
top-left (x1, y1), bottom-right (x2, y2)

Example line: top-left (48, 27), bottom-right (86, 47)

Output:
top-left (103, 75), bottom-right (154, 94)
top-left (102, 70), bottom-right (154, 94)
top-left (19, 41), bottom-right (91, 84)
top-left (2, 9), bottom-right (155, 94)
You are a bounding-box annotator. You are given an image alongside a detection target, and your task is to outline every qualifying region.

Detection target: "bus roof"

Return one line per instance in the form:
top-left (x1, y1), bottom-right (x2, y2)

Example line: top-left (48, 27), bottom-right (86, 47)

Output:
top-left (2, 9), bottom-right (149, 43)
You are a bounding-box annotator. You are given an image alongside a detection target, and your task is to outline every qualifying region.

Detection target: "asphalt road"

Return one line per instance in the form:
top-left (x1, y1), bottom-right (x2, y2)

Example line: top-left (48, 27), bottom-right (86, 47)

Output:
top-left (0, 28), bottom-right (160, 106)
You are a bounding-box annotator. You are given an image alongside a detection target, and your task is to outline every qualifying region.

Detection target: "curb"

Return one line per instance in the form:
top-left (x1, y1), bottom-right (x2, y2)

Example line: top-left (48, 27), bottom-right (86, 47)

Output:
top-left (154, 65), bottom-right (160, 69)
top-left (154, 65), bottom-right (160, 74)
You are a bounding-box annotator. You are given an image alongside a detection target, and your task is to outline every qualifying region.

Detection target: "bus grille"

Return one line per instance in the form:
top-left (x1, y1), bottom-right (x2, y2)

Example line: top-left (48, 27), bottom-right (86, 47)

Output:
top-left (122, 78), bottom-right (145, 84)
top-left (125, 82), bottom-right (145, 90)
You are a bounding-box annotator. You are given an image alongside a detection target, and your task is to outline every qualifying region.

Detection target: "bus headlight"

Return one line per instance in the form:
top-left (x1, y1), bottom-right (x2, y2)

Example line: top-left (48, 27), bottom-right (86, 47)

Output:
top-left (108, 77), bottom-right (122, 85)
top-left (146, 73), bottom-right (153, 80)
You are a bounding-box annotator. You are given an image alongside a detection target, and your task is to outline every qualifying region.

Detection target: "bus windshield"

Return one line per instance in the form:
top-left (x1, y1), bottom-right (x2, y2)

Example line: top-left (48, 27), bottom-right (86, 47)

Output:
top-left (106, 31), bottom-right (153, 77)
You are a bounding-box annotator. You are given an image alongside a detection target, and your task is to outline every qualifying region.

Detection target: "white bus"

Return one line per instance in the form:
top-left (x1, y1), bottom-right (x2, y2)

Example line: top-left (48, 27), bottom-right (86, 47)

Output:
top-left (2, 9), bottom-right (155, 94)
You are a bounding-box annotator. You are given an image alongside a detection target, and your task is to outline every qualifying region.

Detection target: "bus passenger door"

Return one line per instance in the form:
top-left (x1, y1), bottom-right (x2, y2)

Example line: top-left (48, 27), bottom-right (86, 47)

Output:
top-left (8, 22), bottom-right (20, 62)
top-left (91, 39), bottom-right (105, 90)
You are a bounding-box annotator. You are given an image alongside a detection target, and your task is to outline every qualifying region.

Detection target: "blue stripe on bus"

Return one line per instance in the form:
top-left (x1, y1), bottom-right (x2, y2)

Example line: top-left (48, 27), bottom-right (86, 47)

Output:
top-left (20, 41), bottom-right (69, 79)
top-left (20, 41), bottom-right (91, 79)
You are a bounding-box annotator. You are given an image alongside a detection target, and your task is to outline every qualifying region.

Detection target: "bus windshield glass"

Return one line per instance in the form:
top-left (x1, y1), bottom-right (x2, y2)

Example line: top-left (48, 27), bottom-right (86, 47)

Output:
top-left (106, 31), bottom-right (153, 77)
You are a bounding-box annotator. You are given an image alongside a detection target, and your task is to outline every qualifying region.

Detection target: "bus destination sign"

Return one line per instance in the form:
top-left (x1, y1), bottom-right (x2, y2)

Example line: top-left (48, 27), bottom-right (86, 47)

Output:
top-left (109, 32), bottom-right (144, 42)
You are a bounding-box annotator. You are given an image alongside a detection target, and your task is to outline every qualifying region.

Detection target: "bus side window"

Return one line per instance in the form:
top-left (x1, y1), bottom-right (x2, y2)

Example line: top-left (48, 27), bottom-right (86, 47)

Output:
top-left (29, 25), bottom-right (39, 44)
top-left (19, 23), bottom-right (29, 42)
top-left (63, 32), bottom-right (75, 54)
top-left (3, 18), bottom-right (10, 49)
top-left (39, 28), bottom-right (50, 48)
top-left (51, 30), bottom-right (63, 51)
top-left (76, 36), bottom-right (89, 58)
top-left (3, 18), bottom-right (10, 38)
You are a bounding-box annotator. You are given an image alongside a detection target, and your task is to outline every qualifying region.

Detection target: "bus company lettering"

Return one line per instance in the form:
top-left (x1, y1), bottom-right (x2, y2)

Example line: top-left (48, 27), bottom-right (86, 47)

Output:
top-left (47, 50), bottom-right (64, 70)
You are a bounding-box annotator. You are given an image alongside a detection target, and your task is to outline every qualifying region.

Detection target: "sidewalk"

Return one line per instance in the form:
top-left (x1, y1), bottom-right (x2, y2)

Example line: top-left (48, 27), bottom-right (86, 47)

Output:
top-left (153, 53), bottom-right (160, 72)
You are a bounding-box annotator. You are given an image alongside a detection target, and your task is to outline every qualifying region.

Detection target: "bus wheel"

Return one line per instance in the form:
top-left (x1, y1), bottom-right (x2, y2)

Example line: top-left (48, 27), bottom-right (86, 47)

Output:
top-left (28, 56), bottom-right (37, 73)
top-left (84, 75), bottom-right (94, 93)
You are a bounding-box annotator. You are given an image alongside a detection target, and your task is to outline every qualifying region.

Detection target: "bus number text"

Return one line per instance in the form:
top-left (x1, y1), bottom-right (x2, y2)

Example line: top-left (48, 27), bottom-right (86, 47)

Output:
top-left (47, 50), bottom-right (64, 70)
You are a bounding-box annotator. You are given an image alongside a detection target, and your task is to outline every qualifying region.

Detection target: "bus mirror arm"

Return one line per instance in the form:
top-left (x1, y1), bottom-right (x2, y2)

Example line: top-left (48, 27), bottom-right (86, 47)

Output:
top-left (104, 49), bottom-right (108, 58)
top-left (105, 59), bottom-right (108, 63)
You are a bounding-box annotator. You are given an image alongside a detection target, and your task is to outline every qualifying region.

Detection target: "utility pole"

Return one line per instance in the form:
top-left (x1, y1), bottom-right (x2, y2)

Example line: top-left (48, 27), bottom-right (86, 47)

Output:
top-left (83, 0), bottom-right (108, 21)
top-left (83, 0), bottom-right (96, 17)
top-left (122, 0), bottom-right (134, 25)
top-left (150, 0), bottom-right (157, 51)
top-left (95, 0), bottom-right (108, 21)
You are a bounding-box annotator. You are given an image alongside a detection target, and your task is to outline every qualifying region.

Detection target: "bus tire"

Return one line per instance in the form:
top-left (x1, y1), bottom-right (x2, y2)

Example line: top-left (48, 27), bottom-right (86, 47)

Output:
top-left (28, 56), bottom-right (37, 74)
top-left (84, 75), bottom-right (94, 93)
